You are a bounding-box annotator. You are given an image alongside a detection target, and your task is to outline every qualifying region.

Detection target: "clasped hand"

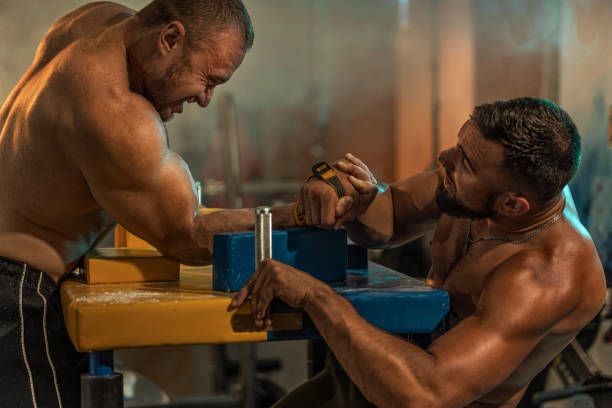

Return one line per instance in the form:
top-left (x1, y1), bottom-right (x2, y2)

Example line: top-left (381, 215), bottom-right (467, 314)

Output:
top-left (229, 154), bottom-right (381, 325)
top-left (299, 153), bottom-right (380, 228)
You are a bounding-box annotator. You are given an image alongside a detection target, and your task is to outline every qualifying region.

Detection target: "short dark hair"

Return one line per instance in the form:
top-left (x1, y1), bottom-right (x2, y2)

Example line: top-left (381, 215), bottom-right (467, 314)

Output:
top-left (470, 97), bottom-right (581, 202)
top-left (137, 0), bottom-right (254, 51)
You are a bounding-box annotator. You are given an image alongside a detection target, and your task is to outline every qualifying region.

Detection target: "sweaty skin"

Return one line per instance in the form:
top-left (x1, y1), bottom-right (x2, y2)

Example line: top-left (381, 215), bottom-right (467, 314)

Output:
top-left (233, 125), bottom-right (606, 407)
top-left (0, 2), bottom-right (293, 282)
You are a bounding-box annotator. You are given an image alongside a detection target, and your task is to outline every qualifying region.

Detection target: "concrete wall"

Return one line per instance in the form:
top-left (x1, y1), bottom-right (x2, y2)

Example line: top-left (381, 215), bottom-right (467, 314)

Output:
top-left (559, 0), bottom-right (612, 279)
top-left (394, 0), bottom-right (475, 178)
top-left (393, 0), bottom-right (565, 179)
top-left (559, 0), bottom-right (612, 207)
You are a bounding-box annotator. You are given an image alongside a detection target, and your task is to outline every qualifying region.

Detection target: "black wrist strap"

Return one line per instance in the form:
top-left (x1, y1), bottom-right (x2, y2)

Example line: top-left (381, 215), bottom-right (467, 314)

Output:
top-left (312, 161), bottom-right (344, 198)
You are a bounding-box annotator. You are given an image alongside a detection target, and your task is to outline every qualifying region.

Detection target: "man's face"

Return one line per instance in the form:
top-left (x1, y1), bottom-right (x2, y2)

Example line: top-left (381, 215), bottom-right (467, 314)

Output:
top-left (145, 28), bottom-right (246, 122)
top-left (435, 121), bottom-right (507, 219)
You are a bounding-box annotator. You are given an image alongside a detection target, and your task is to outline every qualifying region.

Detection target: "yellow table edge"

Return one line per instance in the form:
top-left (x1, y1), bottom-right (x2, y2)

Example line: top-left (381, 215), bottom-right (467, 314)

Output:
top-left (61, 269), bottom-right (268, 352)
top-left (66, 208), bottom-right (284, 352)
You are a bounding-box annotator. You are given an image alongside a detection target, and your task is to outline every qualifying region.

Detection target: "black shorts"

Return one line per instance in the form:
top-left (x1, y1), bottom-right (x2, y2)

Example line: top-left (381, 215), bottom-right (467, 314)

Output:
top-left (0, 256), bottom-right (87, 408)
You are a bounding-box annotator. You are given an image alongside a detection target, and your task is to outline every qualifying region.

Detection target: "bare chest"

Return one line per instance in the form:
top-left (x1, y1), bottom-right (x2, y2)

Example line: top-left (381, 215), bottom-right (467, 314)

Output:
top-left (429, 217), bottom-right (524, 321)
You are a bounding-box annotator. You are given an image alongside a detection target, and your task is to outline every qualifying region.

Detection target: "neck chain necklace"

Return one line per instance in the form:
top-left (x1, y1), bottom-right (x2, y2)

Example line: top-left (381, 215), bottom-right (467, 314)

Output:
top-left (462, 205), bottom-right (565, 257)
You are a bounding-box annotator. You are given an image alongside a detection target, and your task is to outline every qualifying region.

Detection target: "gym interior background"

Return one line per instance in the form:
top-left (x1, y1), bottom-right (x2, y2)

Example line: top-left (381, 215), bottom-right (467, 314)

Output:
top-left (1, 0), bottom-right (610, 407)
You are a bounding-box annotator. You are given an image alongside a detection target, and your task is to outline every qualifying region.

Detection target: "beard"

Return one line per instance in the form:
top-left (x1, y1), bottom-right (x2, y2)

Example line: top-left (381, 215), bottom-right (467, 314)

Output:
top-left (143, 61), bottom-right (186, 122)
top-left (435, 183), bottom-right (497, 219)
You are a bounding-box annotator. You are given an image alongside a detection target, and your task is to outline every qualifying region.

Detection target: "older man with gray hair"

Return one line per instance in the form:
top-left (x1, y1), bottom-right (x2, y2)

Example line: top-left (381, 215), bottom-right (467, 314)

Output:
top-left (0, 2), bottom-right (297, 407)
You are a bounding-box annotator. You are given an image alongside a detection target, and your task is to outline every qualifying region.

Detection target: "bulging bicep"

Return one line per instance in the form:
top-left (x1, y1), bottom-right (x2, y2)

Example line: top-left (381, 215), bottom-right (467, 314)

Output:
top-left (69, 99), bottom-right (198, 247)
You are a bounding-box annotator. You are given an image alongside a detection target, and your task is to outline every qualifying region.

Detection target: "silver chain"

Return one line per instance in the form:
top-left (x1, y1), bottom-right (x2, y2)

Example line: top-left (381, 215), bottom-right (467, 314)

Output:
top-left (463, 209), bottom-right (564, 256)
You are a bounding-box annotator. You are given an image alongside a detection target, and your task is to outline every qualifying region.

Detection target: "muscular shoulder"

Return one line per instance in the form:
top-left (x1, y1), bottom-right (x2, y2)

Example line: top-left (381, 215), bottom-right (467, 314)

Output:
top-left (50, 2), bottom-right (135, 34)
top-left (480, 232), bottom-right (605, 335)
top-left (548, 220), bottom-right (606, 328)
top-left (81, 95), bottom-right (165, 173)
top-left (36, 3), bottom-right (134, 67)
top-left (55, 53), bottom-right (167, 188)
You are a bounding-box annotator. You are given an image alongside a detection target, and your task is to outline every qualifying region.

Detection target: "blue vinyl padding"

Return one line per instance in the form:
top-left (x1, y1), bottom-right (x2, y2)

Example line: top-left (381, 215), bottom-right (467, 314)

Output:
top-left (213, 228), bottom-right (348, 292)
top-left (267, 262), bottom-right (449, 340)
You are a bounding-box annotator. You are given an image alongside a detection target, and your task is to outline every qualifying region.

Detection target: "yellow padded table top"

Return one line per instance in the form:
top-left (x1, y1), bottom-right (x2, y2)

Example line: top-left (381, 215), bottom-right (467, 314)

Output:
top-left (61, 265), bottom-right (277, 352)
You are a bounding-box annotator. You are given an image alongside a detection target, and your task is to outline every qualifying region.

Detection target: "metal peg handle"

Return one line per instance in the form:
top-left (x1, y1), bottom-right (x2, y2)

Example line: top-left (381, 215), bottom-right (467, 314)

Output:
top-left (255, 206), bottom-right (272, 268)
top-left (195, 182), bottom-right (202, 206)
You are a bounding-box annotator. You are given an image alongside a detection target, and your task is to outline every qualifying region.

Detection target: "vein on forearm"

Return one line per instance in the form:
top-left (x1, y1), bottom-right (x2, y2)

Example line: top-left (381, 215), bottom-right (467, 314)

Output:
top-left (305, 286), bottom-right (436, 406)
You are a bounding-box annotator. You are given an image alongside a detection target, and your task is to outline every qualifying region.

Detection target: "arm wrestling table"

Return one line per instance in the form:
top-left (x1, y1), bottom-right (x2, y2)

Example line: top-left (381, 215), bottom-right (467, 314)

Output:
top-left (61, 261), bottom-right (449, 407)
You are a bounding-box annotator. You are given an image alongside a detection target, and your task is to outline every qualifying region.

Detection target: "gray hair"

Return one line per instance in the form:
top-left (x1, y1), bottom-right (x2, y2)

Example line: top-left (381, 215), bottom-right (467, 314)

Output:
top-left (138, 0), bottom-right (254, 51)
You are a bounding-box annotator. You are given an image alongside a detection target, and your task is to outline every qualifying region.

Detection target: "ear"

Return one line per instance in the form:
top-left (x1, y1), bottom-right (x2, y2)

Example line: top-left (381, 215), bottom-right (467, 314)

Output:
top-left (496, 193), bottom-right (530, 217)
top-left (158, 21), bottom-right (186, 56)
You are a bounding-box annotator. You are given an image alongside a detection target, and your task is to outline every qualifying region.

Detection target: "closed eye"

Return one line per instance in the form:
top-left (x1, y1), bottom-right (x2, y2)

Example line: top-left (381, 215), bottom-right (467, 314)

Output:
top-left (208, 75), bottom-right (228, 86)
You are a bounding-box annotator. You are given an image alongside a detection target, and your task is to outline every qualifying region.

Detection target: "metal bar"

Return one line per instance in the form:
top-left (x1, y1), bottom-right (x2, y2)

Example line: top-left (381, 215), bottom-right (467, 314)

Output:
top-left (532, 382), bottom-right (612, 405)
top-left (563, 339), bottom-right (602, 383)
top-left (195, 181), bottom-right (202, 206)
top-left (255, 206), bottom-right (272, 267)
top-left (242, 343), bottom-right (256, 408)
top-left (241, 207), bottom-right (273, 408)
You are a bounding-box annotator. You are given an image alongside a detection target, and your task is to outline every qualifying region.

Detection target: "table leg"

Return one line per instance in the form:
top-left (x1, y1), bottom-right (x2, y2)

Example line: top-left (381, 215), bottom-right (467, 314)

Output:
top-left (81, 350), bottom-right (123, 408)
top-left (242, 343), bottom-right (257, 408)
top-left (307, 339), bottom-right (329, 379)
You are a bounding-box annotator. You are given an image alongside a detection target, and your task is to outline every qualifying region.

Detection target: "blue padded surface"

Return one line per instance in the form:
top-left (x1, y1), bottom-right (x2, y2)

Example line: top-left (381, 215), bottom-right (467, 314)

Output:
top-left (268, 262), bottom-right (449, 340)
top-left (213, 228), bottom-right (348, 292)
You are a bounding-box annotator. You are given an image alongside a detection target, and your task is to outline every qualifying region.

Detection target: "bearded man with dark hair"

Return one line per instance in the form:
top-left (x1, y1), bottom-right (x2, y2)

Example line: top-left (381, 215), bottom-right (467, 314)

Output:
top-left (436, 97), bottom-right (582, 220)
top-left (471, 98), bottom-right (581, 202)
top-left (235, 98), bottom-right (606, 408)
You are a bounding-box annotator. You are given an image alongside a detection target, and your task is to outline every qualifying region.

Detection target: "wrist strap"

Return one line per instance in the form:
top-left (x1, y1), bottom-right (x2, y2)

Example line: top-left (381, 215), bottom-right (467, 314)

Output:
top-left (293, 202), bottom-right (311, 227)
top-left (311, 161), bottom-right (344, 198)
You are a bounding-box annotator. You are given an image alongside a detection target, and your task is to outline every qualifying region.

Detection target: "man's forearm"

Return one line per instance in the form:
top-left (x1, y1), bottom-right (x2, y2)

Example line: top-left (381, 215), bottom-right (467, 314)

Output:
top-left (343, 189), bottom-right (395, 248)
top-left (161, 204), bottom-right (296, 265)
top-left (347, 170), bottom-right (443, 248)
top-left (272, 203), bottom-right (296, 229)
top-left (304, 283), bottom-right (436, 406)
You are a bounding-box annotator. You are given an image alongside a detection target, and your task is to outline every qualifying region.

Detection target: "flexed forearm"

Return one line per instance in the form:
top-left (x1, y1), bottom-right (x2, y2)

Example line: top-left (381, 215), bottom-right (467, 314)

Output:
top-left (335, 157), bottom-right (441, 248)
top-left (343, 188), bottom-right (395, 248)
top-left (230, 257), bottom-right (439, 407)
top-left (304, 283), bottom-right (436, 407)
top-left (160, 203), bottom-right (295, 265)
top-left (345, 170), bottom-right (442, 248)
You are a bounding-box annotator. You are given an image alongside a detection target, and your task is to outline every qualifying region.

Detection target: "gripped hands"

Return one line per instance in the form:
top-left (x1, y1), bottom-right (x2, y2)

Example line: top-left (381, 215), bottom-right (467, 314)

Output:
top-left (297, 153), bottom-right (380, 229)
